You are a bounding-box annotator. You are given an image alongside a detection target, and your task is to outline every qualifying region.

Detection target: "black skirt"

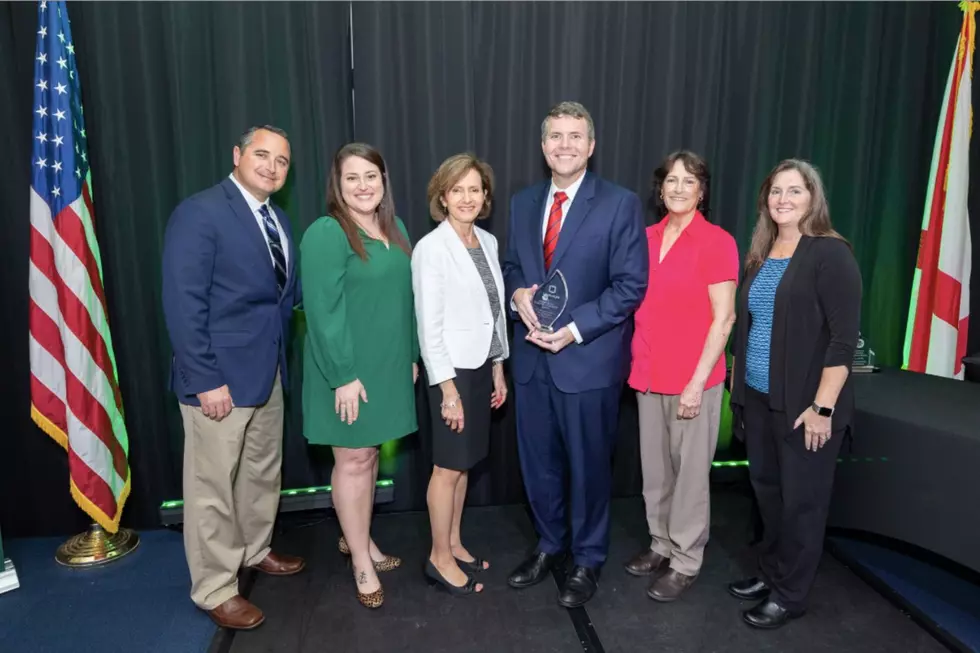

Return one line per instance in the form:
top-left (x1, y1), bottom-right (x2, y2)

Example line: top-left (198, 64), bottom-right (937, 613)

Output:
top-left (427, 360), bottom-right (493, 471)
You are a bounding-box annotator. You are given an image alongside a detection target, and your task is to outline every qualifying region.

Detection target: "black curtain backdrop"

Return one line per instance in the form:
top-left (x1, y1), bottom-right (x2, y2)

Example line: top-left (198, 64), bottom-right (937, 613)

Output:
top-left (0, 1), bottom-right (974, 538)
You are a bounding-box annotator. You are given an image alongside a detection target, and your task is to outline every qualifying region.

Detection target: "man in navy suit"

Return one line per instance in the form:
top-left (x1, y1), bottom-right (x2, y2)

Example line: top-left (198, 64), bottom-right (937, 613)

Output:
top-left (162, 125), bottom-right (304, 630)
top-left (503, 102), bottom-right (649, 607)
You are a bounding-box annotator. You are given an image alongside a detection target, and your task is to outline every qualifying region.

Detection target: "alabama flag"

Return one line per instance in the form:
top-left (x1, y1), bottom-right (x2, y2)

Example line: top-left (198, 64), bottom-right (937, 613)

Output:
top-left (904, 2), bottom-right (976, 379)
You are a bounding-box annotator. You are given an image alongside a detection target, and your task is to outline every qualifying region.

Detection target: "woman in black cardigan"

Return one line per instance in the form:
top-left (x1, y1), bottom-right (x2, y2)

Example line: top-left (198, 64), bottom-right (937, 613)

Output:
top-left (728, 159), bottom-right (862, 629)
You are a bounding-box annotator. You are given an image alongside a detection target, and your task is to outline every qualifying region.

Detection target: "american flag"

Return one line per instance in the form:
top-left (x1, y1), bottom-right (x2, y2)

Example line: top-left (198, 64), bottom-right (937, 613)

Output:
top-left (29, 0), bottom-right (131, 532)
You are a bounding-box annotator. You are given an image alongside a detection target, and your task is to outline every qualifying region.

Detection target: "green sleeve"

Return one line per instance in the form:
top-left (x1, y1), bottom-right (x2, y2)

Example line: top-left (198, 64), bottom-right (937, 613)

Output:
top-left (300, 217), bottom-right (358, 388)
top-left (397, 217), bottom-right (421, 362)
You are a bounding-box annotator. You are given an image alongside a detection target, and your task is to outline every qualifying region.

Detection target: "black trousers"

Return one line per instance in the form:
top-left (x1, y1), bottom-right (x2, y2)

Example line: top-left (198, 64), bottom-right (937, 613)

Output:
top-left (742, 386), bottom-right (844, 612)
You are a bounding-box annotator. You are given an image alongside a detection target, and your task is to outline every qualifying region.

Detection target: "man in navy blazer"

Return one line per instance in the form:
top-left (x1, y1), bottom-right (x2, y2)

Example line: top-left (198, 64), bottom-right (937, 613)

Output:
top-left (162, 125), bottom-right (304, 630)
top-left (503, 102), bottom-right (649, 607)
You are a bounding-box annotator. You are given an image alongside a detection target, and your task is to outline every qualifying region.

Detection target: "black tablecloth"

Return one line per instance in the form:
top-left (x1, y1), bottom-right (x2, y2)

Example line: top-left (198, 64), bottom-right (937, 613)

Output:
top-left (828, 368), bottom-right (980, 573)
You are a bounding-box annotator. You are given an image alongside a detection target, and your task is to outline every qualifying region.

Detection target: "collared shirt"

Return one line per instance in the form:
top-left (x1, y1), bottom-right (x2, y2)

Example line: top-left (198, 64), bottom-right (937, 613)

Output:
top-left (510, 172), bottom-right (588, 343)
top-left (539, 171), bottom-right (587, 343)
top-left (228, 173), bottom-right (289, 269)
top-left (628, 212), bottom-right (739, 395)
top-left (540, 171), bottom-right (587, 239)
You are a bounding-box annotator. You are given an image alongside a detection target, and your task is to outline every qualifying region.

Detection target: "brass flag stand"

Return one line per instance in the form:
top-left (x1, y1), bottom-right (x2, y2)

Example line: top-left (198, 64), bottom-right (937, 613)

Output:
top-left (55, 524), bottom-right (140, 568)
top-left (31, 0), bottom-right (139, 572)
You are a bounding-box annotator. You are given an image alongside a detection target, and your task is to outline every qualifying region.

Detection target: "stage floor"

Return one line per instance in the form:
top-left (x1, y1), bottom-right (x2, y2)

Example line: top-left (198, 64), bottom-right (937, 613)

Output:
top-left (222, 490), bottom-right (945, 653)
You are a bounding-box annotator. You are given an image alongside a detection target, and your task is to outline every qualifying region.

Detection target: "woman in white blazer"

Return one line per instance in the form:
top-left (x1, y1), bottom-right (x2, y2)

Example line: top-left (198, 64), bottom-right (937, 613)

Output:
top-left (411, 153), bottom-right (509, 597)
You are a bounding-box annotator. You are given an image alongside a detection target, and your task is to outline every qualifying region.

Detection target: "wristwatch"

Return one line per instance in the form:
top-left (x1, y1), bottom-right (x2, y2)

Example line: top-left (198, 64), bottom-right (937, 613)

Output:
top-left (811, 402), bottom-right (834, 417)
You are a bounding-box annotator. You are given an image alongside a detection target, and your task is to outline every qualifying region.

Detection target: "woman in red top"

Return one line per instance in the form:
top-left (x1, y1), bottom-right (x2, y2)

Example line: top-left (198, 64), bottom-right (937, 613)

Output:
top-left (624, 151), bottom-right (738, 602)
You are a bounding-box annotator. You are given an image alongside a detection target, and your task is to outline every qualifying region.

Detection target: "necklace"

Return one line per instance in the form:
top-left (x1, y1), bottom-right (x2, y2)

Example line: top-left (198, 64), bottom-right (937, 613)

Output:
top-left (354, 215), bottom-right (386, 242)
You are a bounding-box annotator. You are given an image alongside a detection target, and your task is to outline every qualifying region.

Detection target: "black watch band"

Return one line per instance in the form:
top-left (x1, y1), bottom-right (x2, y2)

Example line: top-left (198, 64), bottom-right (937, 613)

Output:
top-left (811, 402), bottom-right (834, 417)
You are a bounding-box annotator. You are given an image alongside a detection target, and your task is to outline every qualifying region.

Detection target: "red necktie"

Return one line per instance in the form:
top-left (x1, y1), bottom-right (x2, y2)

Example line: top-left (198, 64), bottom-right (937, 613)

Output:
top-left (543, 191), bottom-right (568, 270)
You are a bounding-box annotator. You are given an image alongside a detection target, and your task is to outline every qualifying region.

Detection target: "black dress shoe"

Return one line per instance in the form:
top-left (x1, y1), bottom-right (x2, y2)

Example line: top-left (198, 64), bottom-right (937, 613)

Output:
top-left (727, 577), bottom-right (770, 601)
top-left (508, 551), bottom-right (563, 589)
top-left (558, 565), bottom-right (598, 608)
top-left (743, 599), bottom-right (804, 629)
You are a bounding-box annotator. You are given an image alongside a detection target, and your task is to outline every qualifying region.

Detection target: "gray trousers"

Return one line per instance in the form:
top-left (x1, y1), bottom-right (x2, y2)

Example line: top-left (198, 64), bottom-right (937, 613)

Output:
top-left (637, 383), bottom-right (722, 576)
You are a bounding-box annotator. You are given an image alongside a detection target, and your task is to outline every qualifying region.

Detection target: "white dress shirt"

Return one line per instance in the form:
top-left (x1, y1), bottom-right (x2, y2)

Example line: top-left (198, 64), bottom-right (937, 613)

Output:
top-left (228, 173), bottom-right (289, 269)
top-left (541, 171), bottom-right (586, 239)
top-left (513, 171), bottom-right (586, 343)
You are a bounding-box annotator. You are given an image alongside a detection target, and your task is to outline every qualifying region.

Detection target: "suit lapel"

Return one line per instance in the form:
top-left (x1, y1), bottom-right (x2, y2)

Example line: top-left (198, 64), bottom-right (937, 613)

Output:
top-left (440, 221), bottom-right (484, 293)
top-left (549, 172), bottom-right (596, 274)
top-left (527, 182), bottom-right (550, 282)
top-left (222, 178), bottom-right (278, 287)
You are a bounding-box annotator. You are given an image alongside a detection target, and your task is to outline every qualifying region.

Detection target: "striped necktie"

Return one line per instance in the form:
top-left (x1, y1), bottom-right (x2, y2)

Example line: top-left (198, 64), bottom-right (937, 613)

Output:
top-left (259, 204), bottom-right (287, 294)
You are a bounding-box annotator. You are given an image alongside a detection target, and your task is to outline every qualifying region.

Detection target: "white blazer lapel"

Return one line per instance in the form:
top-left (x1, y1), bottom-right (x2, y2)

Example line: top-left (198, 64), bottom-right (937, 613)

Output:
top-left (475, 227), bottom-right (506, 315)
top-left (439, 221), bottom-right (485, 298)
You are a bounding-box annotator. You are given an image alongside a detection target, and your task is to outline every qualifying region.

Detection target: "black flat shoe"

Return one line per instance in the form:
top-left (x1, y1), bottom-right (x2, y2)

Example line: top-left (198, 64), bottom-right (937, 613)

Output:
top-left (728, 577), bottom-right (770, 601)
top-left (558, 565), bottom-right (598, 608)
top-left (424, 560), bottom-right (482, 596)
top-left (455, 556), bottom-right (489, 573)
top-left (742, 599), bottom-right (804, 629)
top-left (508, 551), bottom-right (564, 589)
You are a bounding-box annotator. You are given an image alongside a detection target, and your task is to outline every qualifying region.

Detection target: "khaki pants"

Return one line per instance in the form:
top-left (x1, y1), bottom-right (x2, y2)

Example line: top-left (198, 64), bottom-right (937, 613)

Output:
top-left (637, 383), bottom-right (722, 576)
top-left (180, 372), bottom-right (284, 609)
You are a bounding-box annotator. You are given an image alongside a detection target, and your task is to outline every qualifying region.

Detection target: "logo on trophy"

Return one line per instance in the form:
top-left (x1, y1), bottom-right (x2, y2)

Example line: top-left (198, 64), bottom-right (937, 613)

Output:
top-left (852, 331), bottom-right (878, 373)
top-left (531, 269), bottom-right (569, 333)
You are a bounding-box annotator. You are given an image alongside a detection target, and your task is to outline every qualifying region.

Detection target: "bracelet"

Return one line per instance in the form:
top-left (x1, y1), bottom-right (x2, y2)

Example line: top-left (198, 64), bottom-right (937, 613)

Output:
top-left (441, 395), bottom-right (460, 409)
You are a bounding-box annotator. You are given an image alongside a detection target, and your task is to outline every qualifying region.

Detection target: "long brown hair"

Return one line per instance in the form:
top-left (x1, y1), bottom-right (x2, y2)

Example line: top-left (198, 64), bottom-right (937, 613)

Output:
top-left (326, 142), bottom-right (411, 260)
top-left (745, 159), bottom-right (848, 272)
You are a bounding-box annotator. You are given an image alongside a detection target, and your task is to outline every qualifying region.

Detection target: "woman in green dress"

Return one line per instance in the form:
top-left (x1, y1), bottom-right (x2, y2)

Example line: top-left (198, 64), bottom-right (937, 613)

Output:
top-left (300, 142), bottom-right (419, 609)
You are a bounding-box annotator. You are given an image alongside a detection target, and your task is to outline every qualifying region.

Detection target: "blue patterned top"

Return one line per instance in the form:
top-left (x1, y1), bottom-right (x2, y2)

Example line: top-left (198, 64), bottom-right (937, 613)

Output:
top-left (745, 257), bottom-right (791, 394)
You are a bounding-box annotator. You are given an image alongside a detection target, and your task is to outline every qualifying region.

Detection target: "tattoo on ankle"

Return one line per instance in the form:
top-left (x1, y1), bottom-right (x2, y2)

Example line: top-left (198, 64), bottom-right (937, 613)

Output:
top-left (358, 570), bottom-right (367, 585)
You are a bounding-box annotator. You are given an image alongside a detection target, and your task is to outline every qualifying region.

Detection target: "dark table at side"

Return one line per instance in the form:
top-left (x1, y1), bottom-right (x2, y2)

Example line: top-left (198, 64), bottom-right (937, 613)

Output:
top-left (828, 367), bottom-right (980, 573)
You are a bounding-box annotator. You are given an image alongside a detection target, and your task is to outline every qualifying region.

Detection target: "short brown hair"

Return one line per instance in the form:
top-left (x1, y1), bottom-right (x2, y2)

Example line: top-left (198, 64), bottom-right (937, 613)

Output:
top-left (651, 150), bottom-right (711, 218)
top-left (541, 101), bottom-right (595, 142)
top-left (427, 153), bottom-right (495, 222)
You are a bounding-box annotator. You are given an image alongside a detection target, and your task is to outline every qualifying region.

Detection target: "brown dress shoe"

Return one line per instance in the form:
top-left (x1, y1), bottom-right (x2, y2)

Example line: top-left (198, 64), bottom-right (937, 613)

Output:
top-left (251, 551), bottom-right (306, 576)
top-left (207, 596), bottom-right (265, 630)
top-left (624, 549), bottom-right (669, 577)
top-left (647, 569), bottom-right (697, 602)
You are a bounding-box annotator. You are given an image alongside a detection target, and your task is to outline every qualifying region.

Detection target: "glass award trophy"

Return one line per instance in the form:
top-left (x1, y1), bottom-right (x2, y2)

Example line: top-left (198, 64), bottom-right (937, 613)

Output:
top-left (852, 331), bottom-right (878, 373)
top-left (531, 269), bottom-right (569, 333)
